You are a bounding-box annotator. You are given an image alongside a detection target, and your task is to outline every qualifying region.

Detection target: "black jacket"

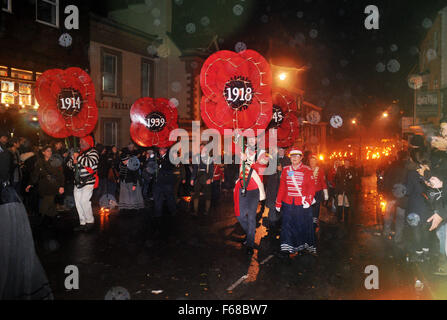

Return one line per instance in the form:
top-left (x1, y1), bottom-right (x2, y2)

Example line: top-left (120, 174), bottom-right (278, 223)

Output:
top-left (30, 157), bottom-right (64, 197)
top-left (406, 170), bottom-right (430, 219)
top-left (155, 153), bottom-right (176, 185)
top-left (0, 144), bottom-right (12, 183)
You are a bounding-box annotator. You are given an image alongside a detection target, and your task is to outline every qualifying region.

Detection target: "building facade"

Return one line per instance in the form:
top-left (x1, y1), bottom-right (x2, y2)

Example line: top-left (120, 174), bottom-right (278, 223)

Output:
top-left (89, 14), bottom-right (157, 147)
top-left (0, 0), bottom-right (90, 143)
top-left (415, 6), bottom-right (447, 124)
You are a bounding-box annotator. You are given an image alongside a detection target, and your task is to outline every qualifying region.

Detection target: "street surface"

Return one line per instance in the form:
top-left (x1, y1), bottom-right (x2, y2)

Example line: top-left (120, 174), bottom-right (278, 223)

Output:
top-left (31, 176), bottom-right (442, 300)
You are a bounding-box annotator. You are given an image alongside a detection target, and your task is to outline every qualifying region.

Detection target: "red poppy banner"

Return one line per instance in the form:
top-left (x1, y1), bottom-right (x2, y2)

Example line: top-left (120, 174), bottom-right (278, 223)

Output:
top-left (269, 88), bottom-right (300, 148)
top-left (35, 67), bottom-right (98, 138)
top-left (129, 97), bottom-right (178, 148)
top-left (200, 50), bottom-right (273, 134)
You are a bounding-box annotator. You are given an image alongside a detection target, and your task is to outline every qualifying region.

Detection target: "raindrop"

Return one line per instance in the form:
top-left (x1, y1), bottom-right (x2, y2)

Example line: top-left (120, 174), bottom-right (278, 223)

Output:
top-left (376, 62), bottom-right (386, 73)
top-left (336, 73), bottom-right (344, 80)
top-left (233, 4), bottom-right (244, 16)
top-left (297, 11), bottom-right (304, 18)
top-left (427, 48), bottom-right (437, 62)
top-left (171, 81), bottom-right (182, 93)
top-left (295, 33), bottom-right (305, 45)
top-left (422, 18), bottom-right (433, 29)
top-left (260, 15), bottom-right (269, 23)
top-left (147, 45), bottom-right (157, 56)
top-left (174, 0), bottom-right (183, 5)
top-left (201, 16), bottom-right (210, 26)
top-left (390, 44), bottom-right (398, 52)
top-left (309, 29), bottom-right (318, 39)
top-left (409, 46), bottom-right (419, 56)
top-left (151, 7), bottom-right (160, 17)
top-left (288, 39), bottom-right (297, 47)
top-left (339, 9), bottom-right (345, 16)
top-left (218, 38), bottom-right (225, 44)
top-left (387, 59), bottom-right (400, 73)
top-left (144, 0), bottom-right (153, 7)
top-left (340, 60), bottom-right (349, 67)
top-left (330, 115), bottom-right (343, 128)
top-left (235, 41), bottom-right (247, 52)
top-left (321, 78), bottom-right (330, 86)
top-left (169, 98), bottom-right (179, 108)
top-left (185, 23), bottom-right (196, 34)
top-left (46, 239), bottom-right (60, 252)
top-left (153, 19), bottom-right (161, 27)
top-left (376, 47), bottom-right (384, 55)
top-left (105, 287), bottom-right (131, 300)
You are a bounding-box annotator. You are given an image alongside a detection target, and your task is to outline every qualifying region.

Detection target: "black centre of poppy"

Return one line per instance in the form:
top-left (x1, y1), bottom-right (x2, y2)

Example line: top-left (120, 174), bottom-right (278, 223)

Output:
top-left (223, 76), bottom-right (254, 111)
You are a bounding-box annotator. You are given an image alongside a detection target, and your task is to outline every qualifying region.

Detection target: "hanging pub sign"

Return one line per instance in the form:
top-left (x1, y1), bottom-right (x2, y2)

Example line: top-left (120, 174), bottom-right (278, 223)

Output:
top-left (200, 49), bottom-right (273, 134)
top-left (35, 67), bottom-right (98, 138)
top-left (306, 110), bottom-right (321, 125)
top-left (416, 90), bottom-right (438, 117)
top-left (129, 97), bottom-right (178, 148)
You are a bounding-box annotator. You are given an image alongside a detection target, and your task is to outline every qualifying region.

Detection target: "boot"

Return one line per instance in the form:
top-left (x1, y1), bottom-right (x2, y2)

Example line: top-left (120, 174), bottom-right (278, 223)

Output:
top-left (336, 206), bottom-right (343, 223)
top-left (205, 200), bottom-right (211, 215)
top-left (343, 207), bottom-right (350, 226)
top-left (192, 199), bottom-right (199, 216)
top-left (434, 255), bottom-right (447, 276)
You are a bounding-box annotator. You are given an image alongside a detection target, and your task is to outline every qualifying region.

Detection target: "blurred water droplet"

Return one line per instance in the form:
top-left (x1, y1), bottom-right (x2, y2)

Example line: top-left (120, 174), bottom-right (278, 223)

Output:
top-left (105, 287), bottom-right (131, 300)
top-left (387, 59), bottom-right (400, 73)
top-left (185, 23), bottom-right (196, 34)
top-left (233, 4), bottom-right (244, 16)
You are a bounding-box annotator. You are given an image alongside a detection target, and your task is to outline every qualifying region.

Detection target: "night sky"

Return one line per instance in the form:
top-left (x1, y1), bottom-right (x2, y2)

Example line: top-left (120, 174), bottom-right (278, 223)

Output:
top-left (98, 0), bottom-right (447, 137)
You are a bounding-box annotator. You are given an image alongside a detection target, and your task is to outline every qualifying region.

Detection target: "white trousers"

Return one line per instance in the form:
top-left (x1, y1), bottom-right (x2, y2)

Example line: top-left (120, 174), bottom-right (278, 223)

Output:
top-left (73, 184), bottom-right (94, 225)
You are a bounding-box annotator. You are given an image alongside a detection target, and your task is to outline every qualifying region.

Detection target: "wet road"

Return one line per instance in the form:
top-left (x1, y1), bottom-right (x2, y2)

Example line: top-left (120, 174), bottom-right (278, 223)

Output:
top-left (31, 176), bottom-right (443, 300)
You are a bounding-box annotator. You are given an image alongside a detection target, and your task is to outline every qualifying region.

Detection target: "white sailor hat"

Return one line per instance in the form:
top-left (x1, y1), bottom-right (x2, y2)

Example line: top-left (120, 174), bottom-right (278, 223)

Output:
top-left (289, 149), bottom-right (303, 156)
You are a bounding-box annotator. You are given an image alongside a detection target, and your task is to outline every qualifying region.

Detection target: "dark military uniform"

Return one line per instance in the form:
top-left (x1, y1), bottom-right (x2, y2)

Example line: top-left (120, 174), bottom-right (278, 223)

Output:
top-left (334, 165), bottom-right (357, 225)
top-left (153, 152), bottom-right (176, 218)
top-left (191, 154), bottom-right (214, 215)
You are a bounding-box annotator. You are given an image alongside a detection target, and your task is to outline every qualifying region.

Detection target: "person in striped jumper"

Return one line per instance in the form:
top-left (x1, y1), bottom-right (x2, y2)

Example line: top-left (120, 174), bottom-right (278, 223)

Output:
top-left (275, 149), bottom-right (317, 258)
top-left (67, 135), bottom-right (99, 232)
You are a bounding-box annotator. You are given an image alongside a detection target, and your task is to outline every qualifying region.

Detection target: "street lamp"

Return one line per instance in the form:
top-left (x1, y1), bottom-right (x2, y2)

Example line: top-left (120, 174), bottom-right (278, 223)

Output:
top-left (382, 112), bottom-right (389, 118)
top-left (279, 73), bottom-right (287, 81)
top-left (352, 119), bottom-right (357, 124)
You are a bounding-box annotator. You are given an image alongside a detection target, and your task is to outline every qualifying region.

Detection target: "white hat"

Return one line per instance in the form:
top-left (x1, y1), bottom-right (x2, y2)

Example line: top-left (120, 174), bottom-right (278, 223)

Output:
top-left (289, 149), bottom-right (303, 156)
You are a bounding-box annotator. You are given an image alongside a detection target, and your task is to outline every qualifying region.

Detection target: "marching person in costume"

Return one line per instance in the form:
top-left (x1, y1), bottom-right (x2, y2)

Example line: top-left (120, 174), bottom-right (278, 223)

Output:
top-left (191, 143), bottom-right (214, 216)
top-left (67, 135), bottom-right (99, 232)
top-left (275, 149), bottom-right (317, 257)
top-left (264, 146), bottom-right (291, 236)
top-left (151, 147), bottom-right (177, 237)
top-left (118, 151), bottom-right (145, 213)
top-left (309, 154), bottom-right (329, 231)
top-left (334, 158), bottom-right (357, 226)
top-left (234, 135), bottom-right (267, 256)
